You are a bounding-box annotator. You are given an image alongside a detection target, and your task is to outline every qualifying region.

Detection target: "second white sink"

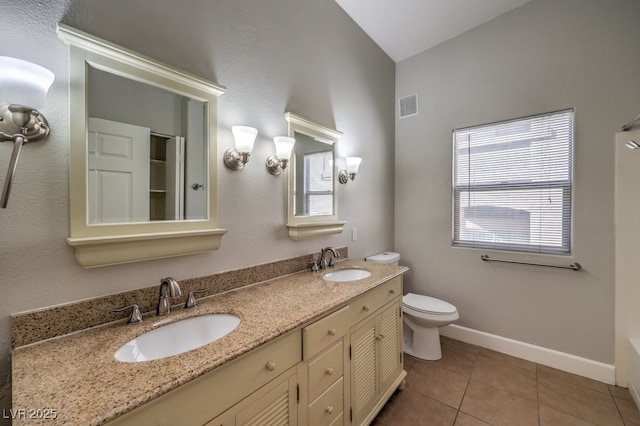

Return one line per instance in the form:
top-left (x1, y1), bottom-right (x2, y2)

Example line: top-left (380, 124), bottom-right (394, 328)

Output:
top-left (323, 268), bottom-right (372, 282)
top-left (114, 314), bottom-right (240, 362)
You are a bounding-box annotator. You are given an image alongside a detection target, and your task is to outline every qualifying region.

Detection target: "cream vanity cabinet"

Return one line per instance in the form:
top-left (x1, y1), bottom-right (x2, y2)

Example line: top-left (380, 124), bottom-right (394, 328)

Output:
top-left (107, 276), bottom-right (404, 426)
top-left (347, 277), bottom-right (405, 426)
top-left (298, 276), bottom-right (405, 426)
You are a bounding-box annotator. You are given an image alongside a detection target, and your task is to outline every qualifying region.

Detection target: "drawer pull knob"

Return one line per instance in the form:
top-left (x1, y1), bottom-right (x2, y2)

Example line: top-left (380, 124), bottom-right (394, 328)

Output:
top-left (265, 361), bottom-right (276, 371)
top-left (362, 305), bottom-right (370, 312)
top-left (389, 289), bottom-right (396, 295)
top-left (376, 333), bottom-right (386, 341)
top-left (325, 367), bottom-right (334, 375)
top-left (326, 406), bottom-right (334, 414)
top-left (328, 328), bottom-right (337, 335)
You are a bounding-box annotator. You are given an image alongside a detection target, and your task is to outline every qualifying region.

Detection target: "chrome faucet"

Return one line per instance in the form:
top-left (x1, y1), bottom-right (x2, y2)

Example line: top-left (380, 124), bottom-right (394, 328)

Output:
top-left (319, 247), bottom-right (340, 269)
top-left (157, 277), bottom-right (182, 316)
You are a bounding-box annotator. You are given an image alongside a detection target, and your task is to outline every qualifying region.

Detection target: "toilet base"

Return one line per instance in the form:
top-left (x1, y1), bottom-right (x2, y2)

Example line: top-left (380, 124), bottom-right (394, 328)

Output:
top-left (403, 323), bottom-right (443, 361)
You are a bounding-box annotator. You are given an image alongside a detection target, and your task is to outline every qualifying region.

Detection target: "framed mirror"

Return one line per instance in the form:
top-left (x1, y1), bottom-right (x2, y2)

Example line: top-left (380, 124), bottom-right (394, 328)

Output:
top-left (285, 113), bottom-right (346, 239)
top-left (58, 24), bottom-right (227, 267)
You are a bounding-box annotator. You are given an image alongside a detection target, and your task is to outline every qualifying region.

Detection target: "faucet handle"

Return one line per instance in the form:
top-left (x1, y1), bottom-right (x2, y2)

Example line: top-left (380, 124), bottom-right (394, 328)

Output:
top-left (185, 289), bottom-right (207, 309)
top-left (308, 261), bottom-right (319, 272)
top-left (112, 304), bottom-right (143, 324)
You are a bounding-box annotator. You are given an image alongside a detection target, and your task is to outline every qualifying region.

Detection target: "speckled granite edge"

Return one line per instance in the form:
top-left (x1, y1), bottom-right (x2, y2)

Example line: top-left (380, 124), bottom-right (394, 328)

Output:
top-left (11, 247), bottom-right (347, 348)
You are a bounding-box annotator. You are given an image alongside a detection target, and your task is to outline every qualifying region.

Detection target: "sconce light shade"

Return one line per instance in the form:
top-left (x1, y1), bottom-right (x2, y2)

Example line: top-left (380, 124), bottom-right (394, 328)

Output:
top-left (339, 156), bottom-right (362, 184)
top-left (0, 57), bottom-right (54, 208)
top-left (0, 56), bottom-right (54, 109)
top-left (232, 125), bottom-right (257, 153)
top-left (266, 136), bottom-right (296, 176)
top-left (224, 126), bottom-right (258, 171)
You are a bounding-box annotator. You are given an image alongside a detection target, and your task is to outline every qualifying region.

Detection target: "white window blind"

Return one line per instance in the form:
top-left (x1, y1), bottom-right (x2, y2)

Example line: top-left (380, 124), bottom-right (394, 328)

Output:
top-left (453, 109), bottom-right (574, 254)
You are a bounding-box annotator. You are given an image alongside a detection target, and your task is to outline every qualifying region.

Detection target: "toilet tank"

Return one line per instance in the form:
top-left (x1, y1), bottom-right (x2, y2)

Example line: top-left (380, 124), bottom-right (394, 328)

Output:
top-left (365, 252), bottom-right (400, 265)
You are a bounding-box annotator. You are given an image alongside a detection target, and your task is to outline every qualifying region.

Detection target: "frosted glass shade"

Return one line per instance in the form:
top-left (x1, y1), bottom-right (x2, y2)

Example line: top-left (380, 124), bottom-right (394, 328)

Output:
top-left (345, 157), bottom-right (362, 174)
top-left (273, 136), bottom-right (295, 160)
top-left (0, 57), bottom-right (54, 109)
top-left (232, 126), bottom-right (257, 153)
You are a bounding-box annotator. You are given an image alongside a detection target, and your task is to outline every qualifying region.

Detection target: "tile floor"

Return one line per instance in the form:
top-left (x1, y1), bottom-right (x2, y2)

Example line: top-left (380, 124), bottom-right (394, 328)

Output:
top-left (374, 336), bottom-right (640, 425)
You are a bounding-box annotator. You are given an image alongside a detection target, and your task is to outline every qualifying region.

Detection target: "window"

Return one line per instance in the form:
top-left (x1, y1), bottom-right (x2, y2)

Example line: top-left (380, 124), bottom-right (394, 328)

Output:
top-left (452, 109), bottom-right (574, 254)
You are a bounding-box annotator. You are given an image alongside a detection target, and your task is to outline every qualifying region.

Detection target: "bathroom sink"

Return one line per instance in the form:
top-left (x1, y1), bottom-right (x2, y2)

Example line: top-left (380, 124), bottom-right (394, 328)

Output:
top-left (323, 268), bottom-right (372, 282)
top-left (114, 314), bottom-right (240, 362)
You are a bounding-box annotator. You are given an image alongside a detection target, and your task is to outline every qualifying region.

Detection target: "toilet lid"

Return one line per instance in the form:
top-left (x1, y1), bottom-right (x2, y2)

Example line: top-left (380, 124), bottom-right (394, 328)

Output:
top-left (403, 293), bottom-right (457, 315)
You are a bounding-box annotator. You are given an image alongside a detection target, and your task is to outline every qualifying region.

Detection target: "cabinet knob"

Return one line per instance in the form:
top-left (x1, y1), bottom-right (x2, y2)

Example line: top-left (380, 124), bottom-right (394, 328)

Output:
top-left (375, 333), bottom-right (386, 341)
top-left (362, 305), bottom-right (370, 312)
top-left (265, 361), bottom-right (276, 371)
top-left (326, 406), bottom-right (334, 414)
top-left (389, 289), bottom-right (396, 295)
top-left (325, 367), bottom-right (334, 375)
top-left (328, 328), bottom-right (337, 336)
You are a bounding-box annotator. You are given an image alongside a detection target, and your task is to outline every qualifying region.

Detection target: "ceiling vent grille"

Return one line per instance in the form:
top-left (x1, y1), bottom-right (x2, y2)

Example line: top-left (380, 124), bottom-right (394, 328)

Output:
top-left (399, 94), bottom-right (418, 119)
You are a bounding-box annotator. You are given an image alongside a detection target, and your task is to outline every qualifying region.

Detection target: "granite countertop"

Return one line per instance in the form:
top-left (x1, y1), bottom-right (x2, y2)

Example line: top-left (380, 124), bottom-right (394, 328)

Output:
top-left (12, 260), bottom-right (408, 425)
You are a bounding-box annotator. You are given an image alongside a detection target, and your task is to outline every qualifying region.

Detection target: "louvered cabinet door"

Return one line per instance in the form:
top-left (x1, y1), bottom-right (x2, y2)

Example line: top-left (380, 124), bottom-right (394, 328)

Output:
top-left (349, 317), bottom-right (378, 425)
top-left (235, 369), bottom-right (298, 426)
top-left (378, 301), bottom-right (402, 394)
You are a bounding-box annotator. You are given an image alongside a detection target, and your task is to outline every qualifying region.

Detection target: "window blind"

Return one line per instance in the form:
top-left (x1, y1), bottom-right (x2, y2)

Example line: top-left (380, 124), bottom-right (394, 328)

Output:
top-left (452, 109), bottom-right (574, 254)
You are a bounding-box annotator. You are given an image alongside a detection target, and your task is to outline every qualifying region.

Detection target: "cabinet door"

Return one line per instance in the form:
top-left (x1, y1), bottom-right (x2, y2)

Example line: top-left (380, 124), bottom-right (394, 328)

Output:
top-left (235, 371), bottom-right (298, 426)
top-left (378, 302), bottom-right (402, 394)
top-left (350, 317), bottom-right (378, 425)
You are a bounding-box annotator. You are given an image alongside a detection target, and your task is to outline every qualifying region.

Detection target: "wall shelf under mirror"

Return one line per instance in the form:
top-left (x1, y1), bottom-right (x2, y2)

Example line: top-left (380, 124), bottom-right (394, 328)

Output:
top-left (58, 24), bottom-right (227, 267)
top-left (285, 113), bottom-right (346, 240)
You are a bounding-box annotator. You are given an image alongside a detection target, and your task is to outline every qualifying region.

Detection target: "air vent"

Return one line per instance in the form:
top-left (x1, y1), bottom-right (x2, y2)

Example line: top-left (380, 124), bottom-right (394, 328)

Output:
top-left (399, 94), bottom-right (418, 119)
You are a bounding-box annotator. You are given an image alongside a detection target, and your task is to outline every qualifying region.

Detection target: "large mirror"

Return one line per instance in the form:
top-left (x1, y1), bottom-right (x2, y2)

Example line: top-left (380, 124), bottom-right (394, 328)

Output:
top-left (58, 24), bottom-right (227, 267)
top-left (285, 113), bottom-right (346, 240)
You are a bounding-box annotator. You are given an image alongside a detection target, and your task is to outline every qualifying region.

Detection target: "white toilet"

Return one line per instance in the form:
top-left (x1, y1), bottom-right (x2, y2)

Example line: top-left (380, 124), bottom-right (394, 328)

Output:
top-left (365, 252), bottom-right (459, 361)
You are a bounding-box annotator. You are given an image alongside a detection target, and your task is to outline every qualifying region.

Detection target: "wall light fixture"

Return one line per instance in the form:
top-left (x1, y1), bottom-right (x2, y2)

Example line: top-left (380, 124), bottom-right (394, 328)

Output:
top-left (223, 126), bottom-right (258, 171)
top-left (0, 56), bottom-right (55, 208)
top-left (266, 136), bottom-right (295, 176)
top-left (338, 157), bottom-right (362, 184)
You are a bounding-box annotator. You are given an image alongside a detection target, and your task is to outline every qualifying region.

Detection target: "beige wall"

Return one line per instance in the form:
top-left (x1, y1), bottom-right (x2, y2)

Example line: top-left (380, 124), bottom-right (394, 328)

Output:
top-left (395, 0), bottom-right (640, 365)
top-left (0, 0), bottom-right (395, 411)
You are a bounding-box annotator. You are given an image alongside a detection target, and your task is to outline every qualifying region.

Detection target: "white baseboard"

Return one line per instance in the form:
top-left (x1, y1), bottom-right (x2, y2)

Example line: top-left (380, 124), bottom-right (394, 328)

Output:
top-left (440, 324), bottom-right (615, 385)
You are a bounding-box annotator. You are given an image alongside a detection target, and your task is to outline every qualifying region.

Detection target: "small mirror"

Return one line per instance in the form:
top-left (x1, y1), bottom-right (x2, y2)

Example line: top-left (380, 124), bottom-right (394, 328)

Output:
top-left (58, 24), bottom-right (227, 267)
top-left (285, 113), bottom-right (345, 240)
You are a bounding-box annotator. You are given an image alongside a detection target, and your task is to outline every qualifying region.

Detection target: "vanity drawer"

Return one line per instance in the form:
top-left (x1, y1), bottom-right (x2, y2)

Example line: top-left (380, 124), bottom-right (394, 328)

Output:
top-left (308, 340), bottom-right (344, 401)
top-left (308, 376), bottom-right (344, 426)
top-left (349, 277), bottom-right (402, 325)
top-left (303, 305), bottom-right (350, 359)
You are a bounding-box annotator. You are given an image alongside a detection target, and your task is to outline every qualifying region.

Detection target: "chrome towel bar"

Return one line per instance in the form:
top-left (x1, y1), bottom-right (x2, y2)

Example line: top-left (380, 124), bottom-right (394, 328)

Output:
top-left (480, 254), bottom-right (582, 271)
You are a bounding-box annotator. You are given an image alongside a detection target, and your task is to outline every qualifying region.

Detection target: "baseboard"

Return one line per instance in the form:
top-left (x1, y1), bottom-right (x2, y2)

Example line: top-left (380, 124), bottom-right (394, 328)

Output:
top-left (440, 324), bottom-right (615, 385)
top-left (629, 338), bottom-right (640, 409)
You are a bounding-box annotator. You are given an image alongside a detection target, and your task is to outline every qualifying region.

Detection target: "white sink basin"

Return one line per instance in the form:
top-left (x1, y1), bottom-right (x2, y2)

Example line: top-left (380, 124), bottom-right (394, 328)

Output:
top-left (323, 268), bottom-right (372, 282)
top-left (114, 314), bottom-right (240, 362)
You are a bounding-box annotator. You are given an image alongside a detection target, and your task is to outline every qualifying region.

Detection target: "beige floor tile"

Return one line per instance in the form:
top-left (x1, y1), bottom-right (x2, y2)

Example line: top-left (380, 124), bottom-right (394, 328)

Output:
top-left (615, 397), bottom-right (640, 425)
top-left (538, 372), bottom-right (623, 425)
top-left (539, 405), bottom-right (596, 425)
top-left (460, 380), bottom-right (538, 426)
top-left (538, 364), bottom-right (609, 394)
top-left (404, 353), bottom-right (417, 371)
top-left (375, 387), bottom-right (457, 425)
top-left (454, 412), bottom-right (492, 425)
top-left (425, 342), bottom-right (478, 378)
top-left (441, 336), bottom-right (481, 356)
top-left (407, 360), bottom-right (469, 409)
top-left (608, 384), bottom-right (633, 400)
top-left (478, 347), bottom-right (536, 372)
top-left (471, 355), bottom-right (537, 401)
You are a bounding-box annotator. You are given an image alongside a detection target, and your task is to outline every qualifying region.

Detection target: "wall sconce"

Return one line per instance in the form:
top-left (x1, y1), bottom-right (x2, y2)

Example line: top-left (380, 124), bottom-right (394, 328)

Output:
top-left (338, 157), bottom-right (362, 184)
top-left (266, 136), bottom-right (295, 176)
top-left (223, 126), bottom-right (258, 171)
top-left (0, 56), bottom-right (54, 208)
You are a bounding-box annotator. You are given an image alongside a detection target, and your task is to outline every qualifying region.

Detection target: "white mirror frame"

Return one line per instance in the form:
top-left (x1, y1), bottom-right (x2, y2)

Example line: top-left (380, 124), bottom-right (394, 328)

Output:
top-left (285, 112), bottom-right (346, 240)
top-left (58, 24), bottom-right (227, 267)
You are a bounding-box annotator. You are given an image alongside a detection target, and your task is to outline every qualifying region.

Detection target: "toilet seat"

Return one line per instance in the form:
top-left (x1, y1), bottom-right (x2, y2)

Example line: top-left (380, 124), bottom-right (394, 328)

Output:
top-left (402, 293), bottom-right (457, 316)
